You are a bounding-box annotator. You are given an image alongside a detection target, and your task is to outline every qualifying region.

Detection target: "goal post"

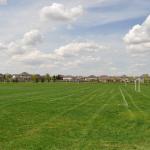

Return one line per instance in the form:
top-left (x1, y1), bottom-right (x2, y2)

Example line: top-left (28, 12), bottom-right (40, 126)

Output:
top-left (138, 79), bottom-right (141, 92)
top-left (134, 78), bottom-right (141, 92)
top-left (134, 80), bottom-right (137, 92)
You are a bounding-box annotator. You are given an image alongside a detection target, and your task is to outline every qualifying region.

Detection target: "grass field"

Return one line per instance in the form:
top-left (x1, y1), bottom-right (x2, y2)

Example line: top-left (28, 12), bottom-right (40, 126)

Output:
top-left (0, 82), bottom-right (149, 150)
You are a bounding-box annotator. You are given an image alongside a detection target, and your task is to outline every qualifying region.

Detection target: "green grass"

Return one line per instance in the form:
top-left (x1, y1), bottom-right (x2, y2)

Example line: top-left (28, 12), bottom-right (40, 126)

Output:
top-left (0, 82), bottom-right (149, 150)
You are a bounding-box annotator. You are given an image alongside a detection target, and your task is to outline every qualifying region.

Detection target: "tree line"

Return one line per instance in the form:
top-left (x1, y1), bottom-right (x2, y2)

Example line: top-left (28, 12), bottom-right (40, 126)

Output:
top-left (31, 74), bottom-right (63, 83)
top-left (0, 73), bottom-right (63, 83)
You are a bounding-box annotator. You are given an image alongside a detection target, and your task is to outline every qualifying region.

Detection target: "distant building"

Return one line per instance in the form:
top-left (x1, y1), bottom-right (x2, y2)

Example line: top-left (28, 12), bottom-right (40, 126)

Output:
top-left (75, 76), bottom-right (85, 82)
top-left (98, 76), bottom-right (118, 83)
top-left (0, 74), bottom-right (4, 82)
top-left (63, 76), bottom-right (74, 82)
top-left (85, 75), bottom-right (98, 82)
top-left (0, 72), bottom-right (149, 84)
top-left (136, 77), bottom-right (145, 84)
top-left (141, 74), bottom-right (150, 83)
top-left (63, 76), bottom-right (85, 82)
top-left (12, 72), bottom-right (32, 82)
top-left (119, 75), bottom-right (130, 83)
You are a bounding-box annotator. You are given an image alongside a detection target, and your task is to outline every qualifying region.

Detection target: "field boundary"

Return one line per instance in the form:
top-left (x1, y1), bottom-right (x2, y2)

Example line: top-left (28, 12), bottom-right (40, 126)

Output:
top-left (122, 87), bottom-right (144, 115)
top-left (119, 87), bottom-right (128, 108)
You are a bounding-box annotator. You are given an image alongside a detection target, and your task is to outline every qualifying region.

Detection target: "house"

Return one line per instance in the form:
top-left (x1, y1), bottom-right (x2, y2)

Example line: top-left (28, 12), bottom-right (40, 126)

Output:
top-left (135, 77), bottom-right (145, 84)
top-left (119, 75), bottom-right (130, 83)
top-left (141, 74), bottom-right (150, 83)
top-left (12, 72), bottom-right (32, 82)
top-left (98, 75), bottom-right (109, 83)
top-left (0, 74), bottom-right (4, 82)
top-left (63, 76), bottom-right (74, 82)
top-left (19, 72), bottom-right (32, 81)
top-left (98, 76), bottom-right (118, 83)
top-left (85, 75), bottom-right (98, 82)
top-left (75, 76), bottom-right (85, 82)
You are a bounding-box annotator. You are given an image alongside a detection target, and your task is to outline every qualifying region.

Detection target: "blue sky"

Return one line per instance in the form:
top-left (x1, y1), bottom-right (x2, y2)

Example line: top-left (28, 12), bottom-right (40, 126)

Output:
top-left (0, 0), bottom-right (150, 75)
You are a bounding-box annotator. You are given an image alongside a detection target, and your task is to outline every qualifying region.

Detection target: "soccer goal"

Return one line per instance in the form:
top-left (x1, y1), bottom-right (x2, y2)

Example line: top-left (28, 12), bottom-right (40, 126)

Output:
top-left (134, 78), bottom-right (141, 92)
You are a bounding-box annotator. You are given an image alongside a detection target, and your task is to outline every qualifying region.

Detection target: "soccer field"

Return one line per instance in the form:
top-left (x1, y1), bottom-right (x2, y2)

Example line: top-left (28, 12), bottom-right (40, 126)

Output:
top-left (0, 83), bottom-right (149, 150)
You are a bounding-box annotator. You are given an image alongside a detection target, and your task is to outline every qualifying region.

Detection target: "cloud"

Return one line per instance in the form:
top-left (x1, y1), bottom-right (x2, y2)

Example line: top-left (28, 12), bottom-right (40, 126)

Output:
top-left (124, 15), bottom-right (150, 75)
top-left (124, 15), bottom-right (150, 55)
top-left (0, 29), bottom-right (42, 55)
top-left (51, 42), bottom-right (108, 70)
top-left (22, 29), bottom-right (42, 46)
top-left (1, 28), bottom-right (121, 74)
top-left (0, 0), bottom-right (7, 5)
top-left (15, 42), bottom-right (106, 67)
top-left (57, 0), bottom-right (117, 7)
top-left (54, 42), bottom-right (106, 57)
top-left (1, 33), bottom-right (109, 70)
top-left (0, 42), bottom-right (7, 50)
top-left (40, 3), bottom-right (83, 22)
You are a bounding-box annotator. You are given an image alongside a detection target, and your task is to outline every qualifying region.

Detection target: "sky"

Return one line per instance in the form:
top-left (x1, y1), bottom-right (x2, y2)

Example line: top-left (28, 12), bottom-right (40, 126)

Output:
top-left (0, 0), bottom-right (150, 75)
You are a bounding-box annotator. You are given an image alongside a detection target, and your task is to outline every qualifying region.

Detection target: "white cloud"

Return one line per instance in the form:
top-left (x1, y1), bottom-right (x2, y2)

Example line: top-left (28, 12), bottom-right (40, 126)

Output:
top-left (22, 29), bottom-right (42, 46)
top-left (50, 42), bottom-right (108, 71)
top-left (124, 16), bottom-right (150, 75)
top-left (54, 42), bottom-right (106, 57)
top-left (7, 42), bottom-right (26, 55)
top-left (0, 29), bottom-right (42, 56)
top-left (0, 0), bottom-right (7, 5)
top-left (40, 3), bottom-right (83, 22)
top-left (58, 0), bottom-right (117, 7)
top-left (124, 15), bottom-right (150, 55)
top-left (0, 42), bottom-right (7, 50)
top-left (1, 35), bottom-right (109, 71)
top-left (18, 42), bottom-right (106, 67)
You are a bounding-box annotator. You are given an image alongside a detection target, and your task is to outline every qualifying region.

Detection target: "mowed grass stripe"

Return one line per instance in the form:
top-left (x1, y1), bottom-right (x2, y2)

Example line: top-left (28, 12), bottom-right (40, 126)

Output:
top-left (27, 85), bottom-right (105, 127)
top-left (124, 84), bottom-right (150, 113)
top-left (84, 86), bottom-right (147, 149)
top-left (0, 83), bottom-right (92, 110)
top-left (119, 87), bottom-right (128, 107)
top-left (2, 84), bottom-right (98, 124)
top-left (119, 87), bottom-right (135, 120)
top-left (122, 87), bottom-right (144, 115)
top-left (0, 83), bottom-right (89, 99)
top-left (4, 85), bottom-right (110, 148)
top-left (80, 86), bottom-right (133, 149)
top-left (36, 84), bottom-right (112, 149)
top-left (0, 83), bottom-right (98, 149)
top-left (0, 84), bottom-right (104, 143)
top-left (76, 89), bottom-right (117, 149)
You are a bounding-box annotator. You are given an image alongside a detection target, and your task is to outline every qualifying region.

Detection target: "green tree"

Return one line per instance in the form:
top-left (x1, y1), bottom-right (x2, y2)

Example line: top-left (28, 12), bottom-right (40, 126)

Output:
top-left (143, 74), bottom-right (150, 84)
top-left (56, 75), bottom-right (63, 80)
top-left (41, 76), bottom-right (45, 83)
top-left (32, 75), bottom-right (39, 83)
top-left (45, 74), bottom-right (51, 82)
top-left (52, 75), bottom-right (56, 82)
top-left (4, 74), bottom-right (12, 82)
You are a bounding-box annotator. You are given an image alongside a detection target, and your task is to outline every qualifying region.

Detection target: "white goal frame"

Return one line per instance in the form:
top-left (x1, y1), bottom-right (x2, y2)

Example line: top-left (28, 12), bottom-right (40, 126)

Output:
top-left (134, 78), bottom-right (141, 92)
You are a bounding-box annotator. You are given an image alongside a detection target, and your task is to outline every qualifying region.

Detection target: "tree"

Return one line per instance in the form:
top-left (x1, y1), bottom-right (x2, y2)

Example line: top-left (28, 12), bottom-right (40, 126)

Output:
top-left (45, 74), bottom-right (51, 82)
top-left (142, 74), bottom-right (150, 84)
top-left (4, 74), bottom-right (12, 82)
top-left (41, 76), bottom-right (45, 83)
top-left (52, 75), bottom-right (56, 82)
top-left (56, 74), bottom-right (63, 80)
top-left (32, 75), bottom-right (40, 83)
